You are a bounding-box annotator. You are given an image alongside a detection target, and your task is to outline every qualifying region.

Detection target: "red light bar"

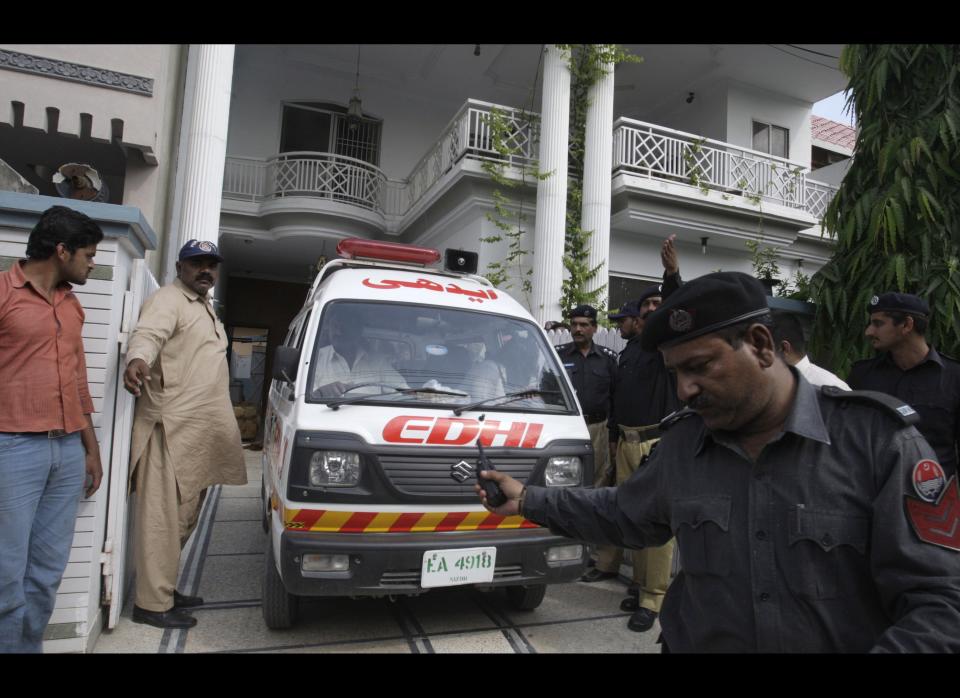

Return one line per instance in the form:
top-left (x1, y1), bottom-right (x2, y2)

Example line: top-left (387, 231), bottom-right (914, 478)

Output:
top-left (337, 238), bottom-right (441, 265)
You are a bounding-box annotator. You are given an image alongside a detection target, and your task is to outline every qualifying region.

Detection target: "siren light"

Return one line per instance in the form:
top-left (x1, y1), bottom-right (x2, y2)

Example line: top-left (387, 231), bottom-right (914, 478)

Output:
top-left (336, 238), bottom-right (441, 265)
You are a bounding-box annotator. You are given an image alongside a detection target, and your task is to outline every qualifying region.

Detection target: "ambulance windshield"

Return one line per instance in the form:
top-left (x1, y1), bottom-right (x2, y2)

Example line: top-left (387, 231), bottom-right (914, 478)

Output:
top-left (307, 301), bottom-right (574, 413)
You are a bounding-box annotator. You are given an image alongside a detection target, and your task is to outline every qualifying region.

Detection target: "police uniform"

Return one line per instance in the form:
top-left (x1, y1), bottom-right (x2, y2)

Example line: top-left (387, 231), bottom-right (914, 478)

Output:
top-left (555, 305), bottom-right (618, 493)
top-left (848, 292), bottom-right (960, 478)
top-left (518, 272), bottom-right (960, 651)
top-left (595, 279), bottom-right (681, 621)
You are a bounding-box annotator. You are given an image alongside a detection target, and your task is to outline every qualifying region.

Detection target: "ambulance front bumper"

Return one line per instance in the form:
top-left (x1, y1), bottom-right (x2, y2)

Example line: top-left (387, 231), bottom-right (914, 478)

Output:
top-left (277, 527), bottom-right (588, 596)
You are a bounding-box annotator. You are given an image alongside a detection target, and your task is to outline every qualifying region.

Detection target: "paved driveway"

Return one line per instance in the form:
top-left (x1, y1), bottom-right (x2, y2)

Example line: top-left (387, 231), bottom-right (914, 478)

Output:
top-left (94, 450), bottom-right (661, 654)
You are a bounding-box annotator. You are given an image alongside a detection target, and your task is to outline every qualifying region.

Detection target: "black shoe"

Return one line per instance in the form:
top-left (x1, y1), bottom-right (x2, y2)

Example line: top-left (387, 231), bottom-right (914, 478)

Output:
top-left (132, 605), bottom-right (198, 629)
top-left (580, 568), bottom-right (618, 583)
top-left (627, 607), bottom-right (658, 633)
top-left (620, 596), bottom-right (640, 612)
top-left (174, 590), bottom-right (204, 608)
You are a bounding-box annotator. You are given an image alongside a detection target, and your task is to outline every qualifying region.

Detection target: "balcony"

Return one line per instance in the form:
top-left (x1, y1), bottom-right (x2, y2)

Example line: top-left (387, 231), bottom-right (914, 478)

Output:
top-left (222, 100), bottom-right (539, 234)
top-left (805, 178), bottom-right (839, 222)
top-left (222, 101), bottom-right (838, 236)
top-left (222, 152), bottom-right (387, 210)
top-left (613, 118), bottom-right (811, 209)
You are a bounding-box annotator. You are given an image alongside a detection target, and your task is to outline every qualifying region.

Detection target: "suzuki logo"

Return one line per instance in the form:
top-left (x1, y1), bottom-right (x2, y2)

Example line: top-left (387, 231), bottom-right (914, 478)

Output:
top-left (450, 460), bottom-right (476, 483)
top-left (382, 416), bottom-right (544, 448)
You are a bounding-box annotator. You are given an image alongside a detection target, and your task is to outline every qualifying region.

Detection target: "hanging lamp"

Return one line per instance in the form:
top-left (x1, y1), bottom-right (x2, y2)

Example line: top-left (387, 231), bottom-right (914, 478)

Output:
top-left (346, 45), bottom-right (363, 132)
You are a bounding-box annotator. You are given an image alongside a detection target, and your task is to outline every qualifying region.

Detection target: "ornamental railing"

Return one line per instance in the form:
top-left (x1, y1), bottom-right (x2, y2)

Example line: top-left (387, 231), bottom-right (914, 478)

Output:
top-left (224, 104), bottom-right (836, 225)
top-left (224, 100), bottom-right (539, 220)
top-left (403, 99), bottom-right (539, 214)
top-left (612, 118), bottom-right (809, 210)
top-left (805, 178), bottom-right (840, 222)
top-left (223, 152), bottom-right (387, 210)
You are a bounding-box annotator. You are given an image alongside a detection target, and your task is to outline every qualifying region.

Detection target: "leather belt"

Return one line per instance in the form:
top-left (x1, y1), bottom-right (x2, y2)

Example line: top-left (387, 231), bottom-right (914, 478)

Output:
top-left (584, 413), bottom-right (608, 425)
top-left (618, 424), bottom-right (661, 443)
top-left (10, 429), bottom-right (69, 439)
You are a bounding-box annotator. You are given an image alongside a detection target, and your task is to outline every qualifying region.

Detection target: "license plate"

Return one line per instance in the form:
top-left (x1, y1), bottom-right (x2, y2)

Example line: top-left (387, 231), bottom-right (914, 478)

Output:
top-left (421, 547), bottom-right (497, 588)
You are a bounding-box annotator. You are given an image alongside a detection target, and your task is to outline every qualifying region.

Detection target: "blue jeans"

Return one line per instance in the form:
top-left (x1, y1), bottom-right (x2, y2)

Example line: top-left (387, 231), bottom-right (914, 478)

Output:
top-left (0, 433), bottom-right (85, 653)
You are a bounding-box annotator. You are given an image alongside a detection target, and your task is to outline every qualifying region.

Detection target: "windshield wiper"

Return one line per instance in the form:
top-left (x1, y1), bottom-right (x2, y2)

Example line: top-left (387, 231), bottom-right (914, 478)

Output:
top-left (326, 383), bottom-right (468, 410)
top-left (452, 388), bottom-right (561, 416)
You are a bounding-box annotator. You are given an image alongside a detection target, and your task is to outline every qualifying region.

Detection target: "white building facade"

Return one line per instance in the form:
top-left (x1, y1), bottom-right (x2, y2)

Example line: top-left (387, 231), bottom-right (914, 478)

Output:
top-left (0, 43), bottom-right (847, 651)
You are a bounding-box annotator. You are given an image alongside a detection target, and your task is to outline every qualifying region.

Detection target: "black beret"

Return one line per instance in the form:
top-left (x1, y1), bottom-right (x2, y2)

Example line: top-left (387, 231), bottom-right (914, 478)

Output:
top-left (641, 272), bottom-right (769, 351)
top-left (869, 292), bottom-right (929, 316)
top-left (637, 284), bottom-right (664, 304)
top-left (568, 304), bottom-right (598, 321)
top-left (608, 285), bottom-right (663, 319)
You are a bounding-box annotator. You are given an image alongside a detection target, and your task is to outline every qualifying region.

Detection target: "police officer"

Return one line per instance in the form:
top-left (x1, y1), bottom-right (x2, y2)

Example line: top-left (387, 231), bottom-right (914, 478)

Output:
top-left (848, 292), bottom-right (960, 479)
top-left (555, 305), bottom-right (618, 509)
top-left (476, 271), bottom-right (960, 652)
top-left (582, 236), bottom-right (683, 634)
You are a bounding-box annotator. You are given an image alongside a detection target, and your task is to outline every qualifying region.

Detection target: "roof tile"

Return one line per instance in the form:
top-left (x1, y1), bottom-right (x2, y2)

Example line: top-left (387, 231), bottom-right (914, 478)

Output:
top-left (811, 115), bottom-right (857, 150)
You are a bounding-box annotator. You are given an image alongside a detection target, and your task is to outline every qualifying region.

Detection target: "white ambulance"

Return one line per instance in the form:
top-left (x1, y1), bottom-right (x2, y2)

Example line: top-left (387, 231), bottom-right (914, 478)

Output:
top-left (261, 238), bottom-right (593, 628)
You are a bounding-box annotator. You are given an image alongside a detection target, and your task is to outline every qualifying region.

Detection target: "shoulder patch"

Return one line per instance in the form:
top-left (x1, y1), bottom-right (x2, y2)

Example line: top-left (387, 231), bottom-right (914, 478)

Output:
top-left (659, 407), bottom-right (697, 431)
top-left (600, 345), bottom-right (618, 358)
top-left (905, 475), bottom-right (960, 551)
top-left (819, 386), bottom-right (920, 426)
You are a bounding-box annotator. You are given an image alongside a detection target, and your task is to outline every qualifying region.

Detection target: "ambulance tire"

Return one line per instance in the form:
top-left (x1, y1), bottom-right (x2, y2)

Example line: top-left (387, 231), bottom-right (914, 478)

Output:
top-left (260, 477), bottom-right (269, 533)
top-left (505, 583), bottom-right (546, 611)
top-left (262, 535), bottom-right (299, 629)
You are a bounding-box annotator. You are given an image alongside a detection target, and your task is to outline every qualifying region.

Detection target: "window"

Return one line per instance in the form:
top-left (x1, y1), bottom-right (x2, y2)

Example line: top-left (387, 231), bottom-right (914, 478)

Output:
top-left (280, 102), bottom-right (382, 166)
top-left (752, 121), bottom-right (790, 159)
top-left (811, 146), bottom-right (850, 171)
top-left (306, 301), bottom-right (574, 414)
top-left (608, 275), bottom-right (661, 314)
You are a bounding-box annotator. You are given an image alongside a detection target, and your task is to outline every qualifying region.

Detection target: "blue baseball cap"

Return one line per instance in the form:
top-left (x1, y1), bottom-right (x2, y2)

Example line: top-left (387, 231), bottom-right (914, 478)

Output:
top-left (179, 239), bottom-right (224, 262)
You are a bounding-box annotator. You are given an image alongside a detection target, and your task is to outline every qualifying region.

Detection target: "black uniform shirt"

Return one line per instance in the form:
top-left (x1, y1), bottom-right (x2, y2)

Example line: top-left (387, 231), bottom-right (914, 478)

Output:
top-left (609, 270), bottom-right (683, 441)
top-left (609, 335), bottom-right (680, 441)
top-left (555, 341), bottom-right (618, 421)
top-left (848, 347), bottom-right (960, 477)
top-left (524, 372), bottom-right (960, 652)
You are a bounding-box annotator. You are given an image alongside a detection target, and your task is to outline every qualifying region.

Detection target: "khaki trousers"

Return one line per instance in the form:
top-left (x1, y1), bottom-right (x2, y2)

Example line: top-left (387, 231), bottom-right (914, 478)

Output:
top-left (133, 423), bottom-right (206, 612)
top-left (586, 421), bottom-right (610, 486)
top-left (596, 430), bottom-right (675, 613)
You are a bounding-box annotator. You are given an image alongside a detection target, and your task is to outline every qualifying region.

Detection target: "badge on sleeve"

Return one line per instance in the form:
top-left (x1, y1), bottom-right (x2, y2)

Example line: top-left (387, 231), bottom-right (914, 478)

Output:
top-left (913, 459), bottom-right (946, 501)
top-left (905, 460), bottom-right (960, 552)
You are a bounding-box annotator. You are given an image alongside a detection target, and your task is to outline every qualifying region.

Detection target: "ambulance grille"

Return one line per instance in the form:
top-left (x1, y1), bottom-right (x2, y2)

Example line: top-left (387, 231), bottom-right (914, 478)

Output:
top-left (376, 454), bottom-right (539, 497)
top-left (379, 564), bottom-right (524, 588)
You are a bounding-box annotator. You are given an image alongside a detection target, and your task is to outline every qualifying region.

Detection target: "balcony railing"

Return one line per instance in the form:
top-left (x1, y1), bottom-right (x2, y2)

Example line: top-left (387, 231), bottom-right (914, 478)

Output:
top-left (805, 178), bottom-right (839, 222)
top-left (403, 99), bottom-right (539, 214)
top-left (613, 118), bottom-right (809, 210)
top-left (223, 100), bottom-right (538, 221)
top-left (224, 102), bottom-right (837, 227)
top-left (223, 152), bottom-right (387, 211)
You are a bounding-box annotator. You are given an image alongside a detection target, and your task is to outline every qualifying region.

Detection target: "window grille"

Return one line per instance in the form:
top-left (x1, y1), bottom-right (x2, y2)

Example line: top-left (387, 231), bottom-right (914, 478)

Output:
top-left (281, 103), bottom-right (382, 166)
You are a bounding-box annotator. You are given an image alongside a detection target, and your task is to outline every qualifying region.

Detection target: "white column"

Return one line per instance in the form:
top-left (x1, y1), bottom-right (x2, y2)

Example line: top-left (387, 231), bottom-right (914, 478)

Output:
top-left (581, 50), bottom-right (614, 305)
top-left (165, 44), bottom-right (234, 282)
top-left (531, 45), bottom-right (571, 325)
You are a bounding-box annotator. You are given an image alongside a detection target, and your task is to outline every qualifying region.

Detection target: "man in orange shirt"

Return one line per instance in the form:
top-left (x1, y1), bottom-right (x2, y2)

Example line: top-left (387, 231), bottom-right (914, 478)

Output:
top-left (0, 205), bottom-right (104, 653)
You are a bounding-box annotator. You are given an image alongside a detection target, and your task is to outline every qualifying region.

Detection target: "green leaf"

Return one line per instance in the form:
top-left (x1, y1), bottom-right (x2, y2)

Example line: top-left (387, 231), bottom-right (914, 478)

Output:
top-left (944, 110), bottom-right (960, 145)
top-left (894, 254), bottom-right (907, 290)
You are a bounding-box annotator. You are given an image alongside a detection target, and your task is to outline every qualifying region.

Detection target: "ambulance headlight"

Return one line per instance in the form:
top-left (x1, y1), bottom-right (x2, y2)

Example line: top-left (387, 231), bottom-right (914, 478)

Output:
top-left (309, 451), bottom-right (361, 487)
top-left (545, 456), bottom-right (581, 487)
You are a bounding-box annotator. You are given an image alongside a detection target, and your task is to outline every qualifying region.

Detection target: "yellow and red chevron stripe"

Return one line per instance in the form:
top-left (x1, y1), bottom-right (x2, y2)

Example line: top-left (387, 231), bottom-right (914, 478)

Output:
top-left (284, 507), bottom-right (540, 533)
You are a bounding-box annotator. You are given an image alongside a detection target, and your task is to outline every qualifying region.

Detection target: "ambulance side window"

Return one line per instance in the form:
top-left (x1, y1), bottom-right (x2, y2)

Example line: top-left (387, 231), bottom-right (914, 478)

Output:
top-left (275, 311), bottom-right (310, 399)
top-left (295, 311), bottom-right (312, 352)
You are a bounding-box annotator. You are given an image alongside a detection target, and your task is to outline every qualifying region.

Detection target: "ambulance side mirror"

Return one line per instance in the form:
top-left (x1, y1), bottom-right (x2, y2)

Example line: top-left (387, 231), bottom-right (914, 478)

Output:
top-left (273, 346), bottom-right (300, 384)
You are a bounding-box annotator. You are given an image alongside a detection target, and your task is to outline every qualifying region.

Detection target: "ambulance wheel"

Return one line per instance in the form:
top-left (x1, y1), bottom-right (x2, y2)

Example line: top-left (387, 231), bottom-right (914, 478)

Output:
top-left (262, 536), bottom-right (299, 629)
top-left (506, 584), bottom-right (546, 611)
top-left (260, 477), bottom-right (269, 533)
